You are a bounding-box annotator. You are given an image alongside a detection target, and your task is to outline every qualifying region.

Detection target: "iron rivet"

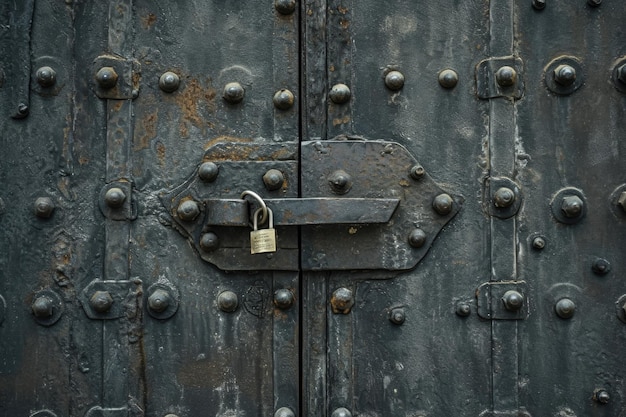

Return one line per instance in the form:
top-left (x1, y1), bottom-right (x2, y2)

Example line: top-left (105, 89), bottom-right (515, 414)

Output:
top-left (198, 162), bottom-right (219, 182)
top-left (587, 0), bottom-right (602, 6)
top-left (223, 82), bottom-right (244, 104)
top-left (532, 0), bottom-right (546, 9)
top-left (592, 258), bottom-right (611, 275)
top-left (389, 308), bottom-right (406, 325)
top-left (32, 296), bottom-right (54, 318)
top-left (36, 66), bottom-right (57, 87)
top-left (331, 408), bottom-right (352, 417)
top-left (616, 65), bottom-right (626, 85)
top-left (494, 187), bottom-right (515, 208)
top-left (502, 290), bottom-right (524, 311)
top-left (595, 389), bottom-right (610, 404)
top-left (148, 289), bottom-right (171, 313)
top-left (385, 70), bottom-right (405, 91)
top-left (409, 164), bottom-right (425, 179)
top-left (331, 287), bottom-right (354, 314)
top-left (274, 408), bottom-right (295, 417)
top-left (218, 290), bottom-right (239, 313)
top-left (438, 69), bottom-right (459, 88)
top-left (495, 66), bottom-right (517, 87)
top-left (561, 195), bottom-right (583, 218)
top-left (159, 71), bottom-right (180, 93)
top-left (554, 65), bottom-right (576, 87)
top-left (617, 191), bottom-right (626, 211)
top-left (34, 197), bottom-right (55, 218)
top-left (555, 298), bottom-right (576, 319)
top-left (329, 83), bottom-right (351, 104)
top-left (95, 67), bottom-right (118, 89)
top-left (432, 193), bottom-right (453, 215)
top-left (274, 289), bottom-right (295, 310)
top-left (200, 232), bottom-right (220, 252)
top-left (104, 187), bottom-right (126, 208)
top-left (273, 89), bottom-right (295, 110)
top-left (16, 103), bottom-right (29, 118)
top-left (408, 228), bottom-right (427, 248)
top-left (328, 170), bottom-right (353, 195)
top-left (275, 0), bottom-right (296, 15)
top-left (263, 169), bottom-right (285, 191)
top-left (456, 303), bottom-right (471, 317)
top-left (532, 236), bottom-right (546, 250)
top-left (90, 291), bottom-right (113, 313)
top-left (177, 200), bottom-right (200, 222)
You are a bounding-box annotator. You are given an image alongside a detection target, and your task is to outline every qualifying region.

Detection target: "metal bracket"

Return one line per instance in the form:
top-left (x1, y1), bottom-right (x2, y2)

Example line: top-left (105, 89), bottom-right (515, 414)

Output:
top-left (92, 55), bottom-right (140, 100)
top-left (79, 279), bottom-right (142, 320)
top-left (476, 56), bottom-right (524, 99)
top-left (476, 281), bottom-right (529, 320)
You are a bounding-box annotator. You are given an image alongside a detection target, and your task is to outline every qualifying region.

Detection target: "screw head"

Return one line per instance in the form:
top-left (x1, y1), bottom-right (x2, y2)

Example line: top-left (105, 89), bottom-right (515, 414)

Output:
top-left (148, 289), bottom-right (171, 313)
top-left (561, 195), bottom-right (584, 218)
top-left (502, 290), bottom-right (524, 311)
top-left (329, 83), bottom-right (351, 104)
top-left (200, 232), bottom-right (220, 252)
top-left (36, 66), bottom-right (57, 87)
top-left (532, 236), bottom-right (546, 250)
top-left (331, 287), bottom-right (354, 314)
top-left (592, 258), bottom-right (611, 275)
top-left (34, 197), bottom-right (55, 218)
top-left (595, 389), bottom-right (610, 404)
top-left (389, 308), bottom-right (406, 325)
top-left (494, 187), bottom-right (515, 208)
top-left (331, 408), bottom-right (352, 417)
top-left (223, 82), bottom-right (244, 103)
top-left (198, 162), bottom-right (219, 182)
top-left (159, 71), bottom-right (180, 93)
top-left (90, 291), bottom-right (113, 313)
top-left (456, 302), bottom-right (471, 317)
top-left (384, 70), bottom-right (405, 91)
top-left (95, 67), bottom-right (118, 89)
top-left (32, 296), bottom-right (54, 318)
top-left (274, 408), bottom-right (295, 417)
top-left (554, 65), bottom-right (577, 87)
top-left (273, 89), bottom-right (295, 110)
top-left (532, 0), bottom-right (546, 10)
top-left (274, 289), bottom-right (295, 310)
top-left (263, 169), bottom-right (285, 191)
top-left (408, 228), bottom-right (427, 248)
top-left (104, 187), bottom-right (126, 208)
top-left (617, 191), bottom-right (626, 211)
top-left (218, 290), bottom-right (239, 313)
top-left (438, 69), bottom-right (459, 88)
top-left (432, 193), bottom-right (453, 215)
top-left (555, 298), bottom-right (576, 319)
top-left (275, 0), bottom-right (296, 14)
top-left (409, 164), bottom-right (425, 179)
top-left (496, 66), bottom-right (517, 87)
top-left (177, 200), bottom-right (200, 222)
top-left (328, 170), bottom-right (353, 194)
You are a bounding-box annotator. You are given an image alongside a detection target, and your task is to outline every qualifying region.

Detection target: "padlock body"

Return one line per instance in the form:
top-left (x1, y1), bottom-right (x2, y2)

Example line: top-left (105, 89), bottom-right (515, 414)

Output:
top-left (250, 228), bottom-right (277, 254)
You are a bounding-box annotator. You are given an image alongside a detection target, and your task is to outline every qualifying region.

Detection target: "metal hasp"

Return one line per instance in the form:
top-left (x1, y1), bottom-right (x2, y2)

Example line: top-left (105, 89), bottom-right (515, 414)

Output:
top-left (161, 140), bottom-right (463, 271)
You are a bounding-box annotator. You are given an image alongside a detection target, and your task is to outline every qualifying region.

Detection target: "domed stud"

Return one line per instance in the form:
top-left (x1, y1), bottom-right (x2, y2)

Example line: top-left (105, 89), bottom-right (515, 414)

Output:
top-left (273, 89), bottom-right (295, 110)
top-left (36, 66), bottom-right (57, 87)
top-left (438, 69), bottom-right (459, 89)
top-left (384, 70), bottom-right (405, 91)
top-left (95, 67), bottom-right (118, 89)
top-left (159, 71), bottom-right (180, 93)
top-left (223, 82), bottom-right (245, 104)
top-left (329, 83), bottom-right (351, 104)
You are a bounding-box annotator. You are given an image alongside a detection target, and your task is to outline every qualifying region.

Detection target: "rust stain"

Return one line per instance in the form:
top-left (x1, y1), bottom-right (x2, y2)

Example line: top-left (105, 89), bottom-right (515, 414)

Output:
top-left (399, 179), bottom-right (410, 187)
top-left (329, 64), bottom-right (335, 72)
top-left (134, 110), bottom-right (158, 151)
top-left (112, 101), bottom-right (123, 112)
top-left (78, 156), bottom-right (90, 165)
top-left (307, 9), bottom-right (313, 16)
top-left (156, 141), bottom-right (166, 167)
top-left (174, 78), bottom-right (217, 138)
top-left (332, 115), bottom-right (351, 126)
top-left (203, 135), bottom-right (253, 151)
top-left (340, 18), bottom-right (350, 29)
top-left (141, 13), bottom-right (157, 29)
top-left (337, 6), bottom-right (348, 14)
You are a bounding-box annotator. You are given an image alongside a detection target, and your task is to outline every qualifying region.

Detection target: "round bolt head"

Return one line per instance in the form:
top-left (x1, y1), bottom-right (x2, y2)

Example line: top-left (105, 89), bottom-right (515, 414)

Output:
top-left (198, 162), bottom-right (219, 182)
top-left (555, 298), bottom-right (576, 319)
top-left (502, 290), bottom-right (524, 311)
top-left (331, 408), bottom-right (352, 417)
top-left (495, 66), bottom-right (517, 87)
top-left (408, 228), bottom-right (427, 248)
top-left (389, 308), bottom-right (406, 325)
top-left (274, 289), bottom-right (295, 310)
top-left (617, 65), bottom-right (626, 85)
top-left (148, 289), bottom-right (171, 313)
top-left (200, 232), bottom-right (220, 252)
top-left (159, 71), bottom-right (180, 93)
top-left (331, 287), bottom-right (354, 314)
top-left (95, 67), bottom-right (118, 89)
top-left (595, 389), bottom-right (610, 404)
top-left (263, 169), bottom-right (285, 191)
top-left (105, 187), bottom-right (126, 208)
top-left (16, 103), bottom-right (29, 118)
top-left (273, 89), bottom-right (295, 110)
top-left (561, 195), bottom-right (584, 218)
top-left (554, 64), bottom-right (576, 87)
top-left (438, 69), bottom-right (459, 89)
top-left (384, 70), bottom-right (405, 91)
top-left (177, 200), bottom-right (200, 222)
top-left (409, 164), bottom-right (425, 180)
top-left (275, 0), bottom-right (296, 14)
top-left (494, 187), bottom-right (515, 208)
top-left (532, 236), bottom-right (546, 250)
top-left (328, 170), bottom-right (353, 194)
top-left (36, 66), bottom-right (57, 87)
top-left (329, 83), bottom-right (351, 104)
top-left (223, 82), bottom-right (244, 104)
top-left (432, 193), bottom-right (453, 215)
top-left (32, 296), bottom-right (54, 318)
top-left (456, 303), bottom-right (471, 317)
top-left (218, 290), bottom-right (239, 313)
top-left (532, 0), bottom-right (546, 10)
top-left (34, 197), bottom-right (55, 218)
top-left (592, 258), bottom-right (611, 275)
top-left (90, 291), bottom-right (114, 313)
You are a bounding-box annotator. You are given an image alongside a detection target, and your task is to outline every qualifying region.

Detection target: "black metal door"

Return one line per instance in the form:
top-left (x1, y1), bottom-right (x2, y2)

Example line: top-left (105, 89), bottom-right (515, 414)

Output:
top-left (1, 1), bottom-right (626, 417)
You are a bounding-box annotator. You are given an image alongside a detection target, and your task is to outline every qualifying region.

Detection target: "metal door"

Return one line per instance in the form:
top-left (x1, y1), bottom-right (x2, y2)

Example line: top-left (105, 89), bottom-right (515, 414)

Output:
top-left (1, 1), bottom-right (625, 417)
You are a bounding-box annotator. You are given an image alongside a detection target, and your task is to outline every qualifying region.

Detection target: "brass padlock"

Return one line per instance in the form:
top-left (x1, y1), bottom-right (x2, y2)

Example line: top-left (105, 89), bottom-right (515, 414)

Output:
top-left (250, 207), bottom-right (277, 254)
